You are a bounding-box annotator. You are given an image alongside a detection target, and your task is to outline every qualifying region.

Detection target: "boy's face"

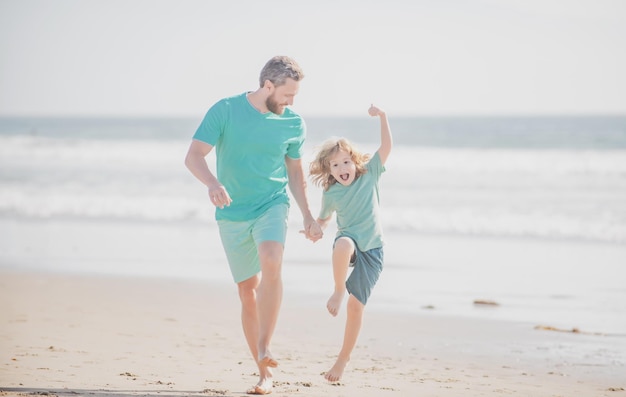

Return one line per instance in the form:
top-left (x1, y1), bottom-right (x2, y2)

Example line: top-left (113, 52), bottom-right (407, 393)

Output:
top-left (329, 149), bottom-right (356, 186)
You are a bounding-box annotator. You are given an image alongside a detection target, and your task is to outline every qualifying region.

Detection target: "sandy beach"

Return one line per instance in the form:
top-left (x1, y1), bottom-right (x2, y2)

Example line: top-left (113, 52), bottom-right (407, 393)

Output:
top-left (1, 268), bottom-right (624, 397)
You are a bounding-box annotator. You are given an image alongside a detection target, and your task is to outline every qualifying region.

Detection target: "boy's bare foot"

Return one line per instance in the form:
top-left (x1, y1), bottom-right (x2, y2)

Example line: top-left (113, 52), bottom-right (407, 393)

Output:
top-left (246, 377), bottom-right (273, 395)
top-left (326, 290), bottom-right (345, 317)
top-left (324, 357), bottom-right (349, 383)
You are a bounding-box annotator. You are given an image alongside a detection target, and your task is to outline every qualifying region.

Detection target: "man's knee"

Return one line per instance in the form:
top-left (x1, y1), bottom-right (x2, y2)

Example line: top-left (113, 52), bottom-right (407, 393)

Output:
top-left (258, 241), bottom-right (283, 279)
top-left (238, 275), bottom-right (259, 305)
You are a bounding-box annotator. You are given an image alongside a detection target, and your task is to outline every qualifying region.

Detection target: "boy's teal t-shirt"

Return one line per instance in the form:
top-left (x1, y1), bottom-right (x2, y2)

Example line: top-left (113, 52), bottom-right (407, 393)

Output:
top-left (193, 92), bottom-right (306, 221)
top-left (319, 152), bottom-right (385, 252)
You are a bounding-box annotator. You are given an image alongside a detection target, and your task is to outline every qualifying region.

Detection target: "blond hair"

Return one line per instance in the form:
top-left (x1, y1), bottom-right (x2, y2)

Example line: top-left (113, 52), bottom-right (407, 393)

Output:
top-left (309, 137), bottom-right (370, 191)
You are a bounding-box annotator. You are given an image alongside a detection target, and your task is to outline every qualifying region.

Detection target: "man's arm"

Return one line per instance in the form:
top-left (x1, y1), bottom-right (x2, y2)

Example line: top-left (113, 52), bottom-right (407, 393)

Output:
top-left (285, 156), bottom-right (322, 242)
top-left (184, 139), bottom-right (231, 209)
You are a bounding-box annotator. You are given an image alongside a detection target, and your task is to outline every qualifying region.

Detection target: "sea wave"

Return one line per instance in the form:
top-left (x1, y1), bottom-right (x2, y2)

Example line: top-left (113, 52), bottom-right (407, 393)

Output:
top-left (1, 136), bottom-right (625, 244)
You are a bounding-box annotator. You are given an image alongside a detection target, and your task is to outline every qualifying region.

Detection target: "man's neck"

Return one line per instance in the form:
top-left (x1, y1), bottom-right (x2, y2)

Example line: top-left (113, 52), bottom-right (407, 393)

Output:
top-left (246, 89), bottom-right (268, 113)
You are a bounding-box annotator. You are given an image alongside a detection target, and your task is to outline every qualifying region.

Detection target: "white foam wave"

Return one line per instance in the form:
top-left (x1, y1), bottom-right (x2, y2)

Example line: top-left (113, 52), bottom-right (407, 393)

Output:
top-left (2, 136), bottom-right (625, 244)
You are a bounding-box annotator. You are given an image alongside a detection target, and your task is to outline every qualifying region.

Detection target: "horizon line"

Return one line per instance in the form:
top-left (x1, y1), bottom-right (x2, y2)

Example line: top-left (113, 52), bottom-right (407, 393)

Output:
top-left (1, 112), bottom-right (626, 119)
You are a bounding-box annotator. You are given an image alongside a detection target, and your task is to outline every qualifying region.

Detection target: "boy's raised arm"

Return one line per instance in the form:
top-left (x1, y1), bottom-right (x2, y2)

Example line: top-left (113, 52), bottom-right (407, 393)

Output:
top-left (368, 104), bottom-right (392, 165)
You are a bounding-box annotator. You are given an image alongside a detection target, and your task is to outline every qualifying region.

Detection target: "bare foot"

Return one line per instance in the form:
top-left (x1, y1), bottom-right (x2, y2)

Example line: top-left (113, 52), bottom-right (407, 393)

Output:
top-left (324, 357), bottom-right (349, 383)
top-left (326, 290), bottom-right (345, 317)
top-left (258, 349), bottom-right (278, 368)
top-left (246, 377), bottom-right (273, 395)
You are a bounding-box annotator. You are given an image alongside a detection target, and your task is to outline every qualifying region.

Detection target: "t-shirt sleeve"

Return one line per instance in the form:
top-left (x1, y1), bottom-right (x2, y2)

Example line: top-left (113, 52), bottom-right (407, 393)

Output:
top-left (367, 151), bottom-right (385, 178)
top-left (286, 118), bottom-right (306, 160)
top-left (192, 100), bottom-right (227, 146)
top-left (318, 193), bottom-right (334, 220)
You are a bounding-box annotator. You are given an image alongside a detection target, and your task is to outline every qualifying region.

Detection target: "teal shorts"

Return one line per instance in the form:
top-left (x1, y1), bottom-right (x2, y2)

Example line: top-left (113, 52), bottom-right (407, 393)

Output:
top-left (217, 203), bottom-right (289, 283)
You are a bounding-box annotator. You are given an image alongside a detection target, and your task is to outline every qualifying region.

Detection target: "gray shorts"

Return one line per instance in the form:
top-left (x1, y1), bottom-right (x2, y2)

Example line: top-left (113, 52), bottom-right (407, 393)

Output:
top-left (338, 237), bottom-right (383, 305)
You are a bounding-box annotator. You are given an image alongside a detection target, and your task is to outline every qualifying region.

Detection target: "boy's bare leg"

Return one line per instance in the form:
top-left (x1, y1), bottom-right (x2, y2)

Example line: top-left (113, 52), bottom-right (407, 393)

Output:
top-left (325, 294), bottom-right (365, 382)
top-left (256, 240), bottom-right (283, 370)
top-left (327, 237), bottom-right (354, 316)
top-left (237, 275), bottom-right (274, 394)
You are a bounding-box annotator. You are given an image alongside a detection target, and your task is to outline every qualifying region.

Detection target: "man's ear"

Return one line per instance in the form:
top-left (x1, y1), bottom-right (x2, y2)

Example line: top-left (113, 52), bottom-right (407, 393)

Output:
top-left (262, 79), bottom-right (274, 92)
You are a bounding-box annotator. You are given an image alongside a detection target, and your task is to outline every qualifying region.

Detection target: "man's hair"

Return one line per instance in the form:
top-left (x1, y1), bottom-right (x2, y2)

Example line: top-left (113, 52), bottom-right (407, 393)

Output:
top-left (259, 56), bottom-right (304, 87)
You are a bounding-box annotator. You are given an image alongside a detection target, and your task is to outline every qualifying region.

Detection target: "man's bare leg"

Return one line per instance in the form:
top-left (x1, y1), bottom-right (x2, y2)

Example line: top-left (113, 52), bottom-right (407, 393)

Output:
top-left (237, 275), bottom-right (274, 395)
top-left (326, 237), bottom-right (354, 316)
top-left (256, 240), bottom-right (284, 369)
top-left (325, 294), bottom-right (364, 383)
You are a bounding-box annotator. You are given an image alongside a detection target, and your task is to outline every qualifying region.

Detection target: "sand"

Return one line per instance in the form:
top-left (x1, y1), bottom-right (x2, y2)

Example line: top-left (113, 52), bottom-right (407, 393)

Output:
top-left (1, 269), bottom-right (624, 397)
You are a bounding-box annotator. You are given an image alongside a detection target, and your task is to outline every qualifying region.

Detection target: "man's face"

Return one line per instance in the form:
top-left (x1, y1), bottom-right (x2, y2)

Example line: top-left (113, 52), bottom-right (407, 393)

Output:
top-left (266, 78), bottom-right (300, 115)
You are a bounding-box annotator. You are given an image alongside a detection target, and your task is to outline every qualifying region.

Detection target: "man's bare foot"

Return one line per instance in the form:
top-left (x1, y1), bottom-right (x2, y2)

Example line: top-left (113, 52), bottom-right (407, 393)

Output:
top-left (324, 357), bottom-right (349, 382)
top-left (258, 350), bottom-right (278, 368)
top-left (246, 377), bottom-right (273, 395)
top-left (326, 290), bottom-right (345, 317)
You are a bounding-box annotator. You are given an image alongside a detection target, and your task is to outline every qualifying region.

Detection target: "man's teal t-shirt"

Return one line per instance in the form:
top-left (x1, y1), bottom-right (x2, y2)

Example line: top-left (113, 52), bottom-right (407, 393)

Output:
top-left (319, 152), bottom-right (385, 252)
top-left (193, 92), bottom-right (306, 221)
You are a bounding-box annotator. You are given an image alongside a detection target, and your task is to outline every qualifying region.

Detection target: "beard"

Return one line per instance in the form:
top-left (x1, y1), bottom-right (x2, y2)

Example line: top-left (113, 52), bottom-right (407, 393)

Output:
top-left (266, 94), bottom-right (285, 115)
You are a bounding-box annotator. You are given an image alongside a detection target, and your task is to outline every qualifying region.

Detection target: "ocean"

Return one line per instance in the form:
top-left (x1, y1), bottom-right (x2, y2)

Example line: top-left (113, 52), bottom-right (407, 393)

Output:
top-left (1, 115), bottom-right (625, 243)
top-left (1, 115), bottom-right (626, 336)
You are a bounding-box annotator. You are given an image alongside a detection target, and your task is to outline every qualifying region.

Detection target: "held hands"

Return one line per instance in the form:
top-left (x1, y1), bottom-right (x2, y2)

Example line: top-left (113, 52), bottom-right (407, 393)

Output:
top-left (300, 219), bottom-right (323, 243)
top-left (368, 103), bottom-right (385, 117)
top-left (208, 184), bottom-right (232, 209)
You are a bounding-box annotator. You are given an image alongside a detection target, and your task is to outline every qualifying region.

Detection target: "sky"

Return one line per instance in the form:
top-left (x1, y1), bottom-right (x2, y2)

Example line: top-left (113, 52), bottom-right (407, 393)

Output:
top-left (1, 0), bottom-right (625, 117)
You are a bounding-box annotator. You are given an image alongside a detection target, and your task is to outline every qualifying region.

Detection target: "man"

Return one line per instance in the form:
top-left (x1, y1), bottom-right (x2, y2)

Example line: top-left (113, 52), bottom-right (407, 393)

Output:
top-left (184, 55), bottom-right (322, 395)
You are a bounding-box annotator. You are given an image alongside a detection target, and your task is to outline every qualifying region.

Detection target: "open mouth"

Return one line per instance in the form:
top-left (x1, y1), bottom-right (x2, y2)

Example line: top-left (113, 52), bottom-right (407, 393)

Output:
top-left (340, 173), bottom-right (350, 181)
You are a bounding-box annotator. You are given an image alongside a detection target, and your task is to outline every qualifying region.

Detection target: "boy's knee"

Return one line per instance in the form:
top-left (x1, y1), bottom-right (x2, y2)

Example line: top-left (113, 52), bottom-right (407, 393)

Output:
top-left (347, 295), bottom-right (365, 312)
top-left (334, 237), bottom-right (355, 253)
